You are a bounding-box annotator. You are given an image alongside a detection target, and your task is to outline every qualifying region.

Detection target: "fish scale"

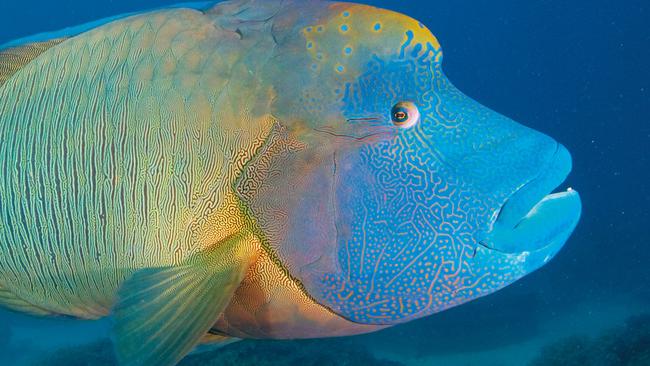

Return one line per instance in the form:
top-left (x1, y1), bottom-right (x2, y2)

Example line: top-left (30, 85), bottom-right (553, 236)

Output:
top-left (0, 7), bottom-right (272, 318)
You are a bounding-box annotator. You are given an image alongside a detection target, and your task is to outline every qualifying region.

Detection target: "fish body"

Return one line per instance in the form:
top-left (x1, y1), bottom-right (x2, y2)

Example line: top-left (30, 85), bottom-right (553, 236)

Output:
top-left (0, 1), bottom-right (581, 364)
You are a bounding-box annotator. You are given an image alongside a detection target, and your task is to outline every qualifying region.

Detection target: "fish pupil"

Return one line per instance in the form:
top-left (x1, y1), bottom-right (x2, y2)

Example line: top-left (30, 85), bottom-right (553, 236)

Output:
top-left (392, 108), bottom-right (409, 123)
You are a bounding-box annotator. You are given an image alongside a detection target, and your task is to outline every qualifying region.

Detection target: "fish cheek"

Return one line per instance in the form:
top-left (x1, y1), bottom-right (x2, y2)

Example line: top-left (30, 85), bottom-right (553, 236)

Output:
top-left (234, 121), bottom-right (341, 280)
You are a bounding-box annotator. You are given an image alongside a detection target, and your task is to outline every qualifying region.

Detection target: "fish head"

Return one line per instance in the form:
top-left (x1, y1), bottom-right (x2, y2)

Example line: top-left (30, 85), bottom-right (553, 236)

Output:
top-left (249, 1), bottom-right (582, 326)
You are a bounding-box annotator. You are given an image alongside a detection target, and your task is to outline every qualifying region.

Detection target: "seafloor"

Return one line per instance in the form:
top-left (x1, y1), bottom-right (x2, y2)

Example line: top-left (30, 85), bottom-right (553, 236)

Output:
top-left (2, 292), bottom-right (648, 366)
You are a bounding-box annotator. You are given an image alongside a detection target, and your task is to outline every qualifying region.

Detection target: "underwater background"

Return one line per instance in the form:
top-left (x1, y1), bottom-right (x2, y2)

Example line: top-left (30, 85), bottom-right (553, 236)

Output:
top-left (0, 0), bottom-right (648, 365)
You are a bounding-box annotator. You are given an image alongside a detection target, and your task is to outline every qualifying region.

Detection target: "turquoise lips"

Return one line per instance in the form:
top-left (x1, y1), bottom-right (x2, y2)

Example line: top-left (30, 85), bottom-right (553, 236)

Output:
top-left (482, 144), bottom-right (582, 270)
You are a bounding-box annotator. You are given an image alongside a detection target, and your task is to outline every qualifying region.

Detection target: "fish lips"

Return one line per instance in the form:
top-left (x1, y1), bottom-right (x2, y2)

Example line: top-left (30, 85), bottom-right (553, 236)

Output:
top-left (480, 143), bottom-right (582, 271)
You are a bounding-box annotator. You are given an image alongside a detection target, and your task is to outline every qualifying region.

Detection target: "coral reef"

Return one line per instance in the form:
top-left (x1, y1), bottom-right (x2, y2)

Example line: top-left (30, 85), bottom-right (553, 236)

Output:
top-left (30, 337), bottom-right (403, 366)
top-left (530, 313), bottom-right (650, 366)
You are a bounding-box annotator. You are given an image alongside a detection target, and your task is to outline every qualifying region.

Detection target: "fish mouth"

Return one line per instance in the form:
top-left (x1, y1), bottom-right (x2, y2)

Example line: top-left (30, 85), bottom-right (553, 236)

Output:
top-left (481, 144), bottom-right (582, 265)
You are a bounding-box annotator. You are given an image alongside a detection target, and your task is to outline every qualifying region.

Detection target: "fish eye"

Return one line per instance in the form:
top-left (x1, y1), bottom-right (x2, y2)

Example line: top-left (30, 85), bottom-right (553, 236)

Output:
top-left (391, 102), bottom-right (420, 128)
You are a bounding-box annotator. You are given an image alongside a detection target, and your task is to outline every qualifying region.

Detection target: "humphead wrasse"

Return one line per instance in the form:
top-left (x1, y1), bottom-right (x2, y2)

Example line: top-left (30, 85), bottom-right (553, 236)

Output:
top-left (0, 1), bottom-right (581, 364)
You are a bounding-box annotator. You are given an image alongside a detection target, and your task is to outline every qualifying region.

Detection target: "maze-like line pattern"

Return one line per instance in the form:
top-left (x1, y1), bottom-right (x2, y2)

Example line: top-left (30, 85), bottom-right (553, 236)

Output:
top-left (317, 29), bottom-right (525, 324)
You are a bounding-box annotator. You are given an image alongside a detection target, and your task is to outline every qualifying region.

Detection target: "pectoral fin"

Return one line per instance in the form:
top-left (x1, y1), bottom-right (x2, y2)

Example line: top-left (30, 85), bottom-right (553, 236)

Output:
top-left (112, 232), bottom-right (258, 366)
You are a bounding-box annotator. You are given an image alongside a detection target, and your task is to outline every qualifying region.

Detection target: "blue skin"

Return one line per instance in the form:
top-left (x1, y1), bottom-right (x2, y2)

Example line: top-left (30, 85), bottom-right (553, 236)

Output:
top-left (265, 8), bottom-right (582, 325)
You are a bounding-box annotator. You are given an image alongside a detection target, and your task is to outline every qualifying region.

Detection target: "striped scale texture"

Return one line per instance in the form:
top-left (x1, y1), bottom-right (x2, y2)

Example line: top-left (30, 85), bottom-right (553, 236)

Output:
top-left (0, 39), bottom-right (66, 87)
top-left (0, 8), bottom-right (275, 318)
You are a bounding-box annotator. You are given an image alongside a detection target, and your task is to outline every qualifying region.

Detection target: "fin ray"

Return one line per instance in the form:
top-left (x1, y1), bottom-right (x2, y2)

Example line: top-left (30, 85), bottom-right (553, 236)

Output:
top-left (112, 232), bottom-right (258, 366)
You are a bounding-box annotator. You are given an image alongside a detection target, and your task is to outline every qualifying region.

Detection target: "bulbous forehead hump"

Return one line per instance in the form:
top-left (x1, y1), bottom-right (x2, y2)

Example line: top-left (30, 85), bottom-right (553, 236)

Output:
top-left (300, 3), bottom-right (443, 72)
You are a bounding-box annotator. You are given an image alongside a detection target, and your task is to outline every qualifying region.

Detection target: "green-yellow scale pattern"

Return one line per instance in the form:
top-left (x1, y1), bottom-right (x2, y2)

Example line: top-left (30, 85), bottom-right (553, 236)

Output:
top-left (0, 9), bottom-right (276, 318)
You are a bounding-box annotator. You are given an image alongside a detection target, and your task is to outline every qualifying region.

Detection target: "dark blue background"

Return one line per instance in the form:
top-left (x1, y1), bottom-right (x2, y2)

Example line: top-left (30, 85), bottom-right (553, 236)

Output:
top-left (0, 0), bottom-right (648, 362)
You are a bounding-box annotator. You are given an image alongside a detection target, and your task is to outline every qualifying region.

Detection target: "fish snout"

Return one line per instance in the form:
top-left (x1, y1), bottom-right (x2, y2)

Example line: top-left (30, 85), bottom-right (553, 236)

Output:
top-left (480, 142), bottom-right (581, 271)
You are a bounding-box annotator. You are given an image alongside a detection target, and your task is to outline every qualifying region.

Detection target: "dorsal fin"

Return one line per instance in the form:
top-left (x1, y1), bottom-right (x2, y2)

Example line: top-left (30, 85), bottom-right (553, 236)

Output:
top-left (0, 38), bottom-right (66, 87)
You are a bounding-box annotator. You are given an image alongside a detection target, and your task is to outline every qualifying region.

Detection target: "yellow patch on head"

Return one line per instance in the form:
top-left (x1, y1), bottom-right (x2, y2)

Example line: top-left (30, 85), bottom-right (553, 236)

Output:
top-left (300, 3), bottom-right (442, 81)
top-left (327, 3), bottom-right (441, 52)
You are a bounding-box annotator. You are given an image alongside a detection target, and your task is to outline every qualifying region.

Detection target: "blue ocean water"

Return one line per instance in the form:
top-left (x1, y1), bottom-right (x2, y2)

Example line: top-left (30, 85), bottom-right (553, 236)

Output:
top-left (0, 1), bottom-right (648, 365)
